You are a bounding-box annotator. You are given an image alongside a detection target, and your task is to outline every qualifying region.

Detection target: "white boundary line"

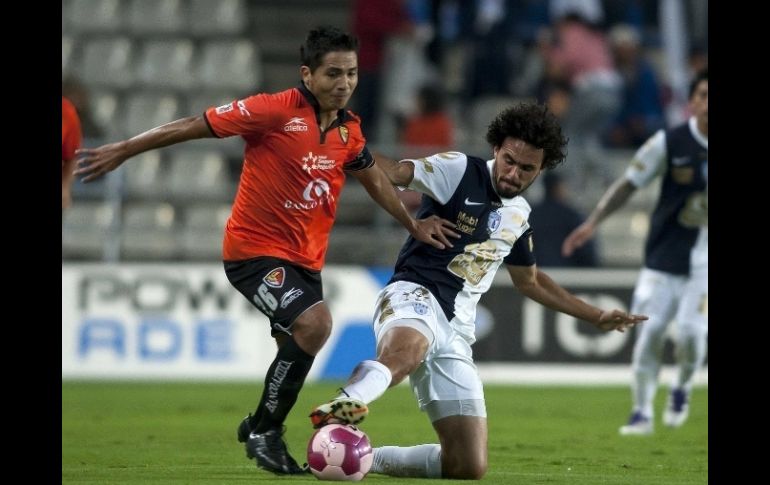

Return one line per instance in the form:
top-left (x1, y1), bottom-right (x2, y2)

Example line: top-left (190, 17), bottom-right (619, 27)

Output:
top-left (476, 363), bottom-right (708, 386)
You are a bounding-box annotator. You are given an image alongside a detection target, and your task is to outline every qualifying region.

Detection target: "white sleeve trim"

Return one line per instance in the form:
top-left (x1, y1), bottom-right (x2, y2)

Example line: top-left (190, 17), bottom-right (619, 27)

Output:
top-left (402, 152), bottom-right (468, 204)
top-left (624, 130), bottom-right (667, 188)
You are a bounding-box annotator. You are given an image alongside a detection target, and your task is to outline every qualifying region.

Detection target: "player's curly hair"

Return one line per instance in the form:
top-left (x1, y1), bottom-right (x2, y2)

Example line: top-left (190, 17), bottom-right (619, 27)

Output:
top-left (301, 26), bottom-right (359, 72)
top-left (485, 103), bottom-right (568, 170)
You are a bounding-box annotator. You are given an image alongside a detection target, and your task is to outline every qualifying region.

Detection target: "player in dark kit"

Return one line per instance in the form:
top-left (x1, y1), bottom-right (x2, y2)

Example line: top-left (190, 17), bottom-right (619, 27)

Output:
top-left (75, 26), bottom-right (456, 475)
top-left (563, 70), bottom-right (708, 435)
top-left (310, 103), bottom-right (647, 479)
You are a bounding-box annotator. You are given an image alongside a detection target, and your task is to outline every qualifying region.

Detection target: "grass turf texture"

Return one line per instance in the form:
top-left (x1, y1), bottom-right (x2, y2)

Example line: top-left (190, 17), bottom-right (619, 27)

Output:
top-left (63, 382), bottom-right (707, 484)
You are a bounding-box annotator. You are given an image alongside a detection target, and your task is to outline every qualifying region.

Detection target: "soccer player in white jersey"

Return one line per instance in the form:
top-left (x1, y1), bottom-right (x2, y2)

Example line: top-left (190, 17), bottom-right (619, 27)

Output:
top-left (563, 70), bottom-right (708, 435)
top-left (309, 103), bottom-right (647, 479)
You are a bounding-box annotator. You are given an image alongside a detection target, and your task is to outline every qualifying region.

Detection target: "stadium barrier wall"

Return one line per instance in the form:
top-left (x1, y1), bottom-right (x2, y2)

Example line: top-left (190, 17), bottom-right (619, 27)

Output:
top-left (62, 264), bottom-right (707, 385)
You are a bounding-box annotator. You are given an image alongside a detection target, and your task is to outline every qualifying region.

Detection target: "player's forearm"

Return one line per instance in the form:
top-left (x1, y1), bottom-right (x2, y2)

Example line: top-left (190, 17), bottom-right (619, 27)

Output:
top-left (586, 178), bottom-right (636, 226)
top-left (122, 116), bottom-right (212, 158)
top-left (517, 270), bottom-right (602, 324)
top-left (374, 152), bottom-right (415, 187)
top-left (358, 167), bottom-right (417, 231)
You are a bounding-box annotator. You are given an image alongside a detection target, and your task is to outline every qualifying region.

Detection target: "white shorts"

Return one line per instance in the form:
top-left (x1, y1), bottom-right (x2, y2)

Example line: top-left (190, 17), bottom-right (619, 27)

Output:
top-left (373, 281), bottom-right (486, 419)
top-left (631, 266), bottom-right (708, 335)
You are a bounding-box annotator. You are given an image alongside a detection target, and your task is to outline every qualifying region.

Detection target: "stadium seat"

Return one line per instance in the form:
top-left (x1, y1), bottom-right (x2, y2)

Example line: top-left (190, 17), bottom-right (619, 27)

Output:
top-left (63, 201), bottom-right (117, 260)
top-left (195, 40), bottom-right (261, 91)
top-left (127, 0), bottom-right (185, 34)
top-left (136, 40), bottom-right (195, 90)
top-left (62, 36), bottom-right (75, 77)
top-left (88, 90), bottom-right (121, 140)
top-left (80, 38), bottom-right (136, 89)
top-left (181, 203), bottom-right (231, 260)
top-left (189, 0), bottom-right (248, 36)
top-left (67, 0), bottom-right (124, 33)
top-left (167, 150), bottom-right (233, 201)
top-left (123, 151), bottom-right (168, 199)
top-left (121, 202), bottom-right (180, 260)
top-left (122, 92), bottom-right (182, 140)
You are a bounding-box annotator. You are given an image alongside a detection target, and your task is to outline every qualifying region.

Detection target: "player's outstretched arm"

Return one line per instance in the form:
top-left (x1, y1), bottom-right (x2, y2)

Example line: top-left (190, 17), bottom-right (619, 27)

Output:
top-left (351, 164), bottom-right (459, 249)
top-left (562, 178), bottom-right (637, 257)
top-left (507, 264), bottom-right (647, 332)
top-left (74, 116), bottom-right (214, 183)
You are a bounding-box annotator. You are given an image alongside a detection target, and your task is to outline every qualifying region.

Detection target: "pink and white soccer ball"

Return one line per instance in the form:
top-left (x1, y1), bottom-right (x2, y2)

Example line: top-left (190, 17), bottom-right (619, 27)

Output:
top-left (307, 424), bottom-right (373, 481)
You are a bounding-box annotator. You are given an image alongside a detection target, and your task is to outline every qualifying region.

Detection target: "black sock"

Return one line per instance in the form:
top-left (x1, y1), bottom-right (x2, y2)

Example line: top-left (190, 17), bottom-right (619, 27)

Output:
top-left (253, 337), bottom-right (315, 433)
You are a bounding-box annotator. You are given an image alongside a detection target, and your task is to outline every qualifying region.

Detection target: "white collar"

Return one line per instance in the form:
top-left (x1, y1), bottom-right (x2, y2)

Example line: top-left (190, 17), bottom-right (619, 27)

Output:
top-left (688, 116), bottom-right (708, 149)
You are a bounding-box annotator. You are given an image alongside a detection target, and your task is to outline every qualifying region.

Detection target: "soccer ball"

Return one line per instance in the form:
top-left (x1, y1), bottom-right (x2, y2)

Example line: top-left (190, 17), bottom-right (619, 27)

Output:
top-left (307, 424), bottom-right (373, 481)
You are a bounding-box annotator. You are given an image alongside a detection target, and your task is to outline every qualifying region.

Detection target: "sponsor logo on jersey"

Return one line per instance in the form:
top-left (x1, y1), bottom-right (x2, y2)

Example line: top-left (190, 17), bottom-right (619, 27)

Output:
top-left (284, 178), bottom-right (335, 210)
top-left (456, 211), bottom-right (479, 235)
top-left (464, 197), bottom-right (484, 206)
top-left (487, 210), bottom-right (501, 234)
top-left (280, 287), bottom-right (304, 309)
top-left (284, 117), bottom-right (309, 132)
top-left (215, 103), bottom-right (234, 114)
top-left (672, 156), bottom-right (691, 166)
top-left (237, 100), bottom-right (251, 117)
top-left (263, 267), bottom-right (286, 288)
top-left (301, 151), bottom-right (337, 172)
top-left (339, 125), bottom-right (349, 144)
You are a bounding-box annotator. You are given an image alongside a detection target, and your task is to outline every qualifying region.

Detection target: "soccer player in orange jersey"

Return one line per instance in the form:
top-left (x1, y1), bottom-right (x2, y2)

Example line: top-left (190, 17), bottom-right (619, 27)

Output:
top-left (75, 26), bottom-right (459, 475)
top-left (62, 96), bottom-right (82, 210)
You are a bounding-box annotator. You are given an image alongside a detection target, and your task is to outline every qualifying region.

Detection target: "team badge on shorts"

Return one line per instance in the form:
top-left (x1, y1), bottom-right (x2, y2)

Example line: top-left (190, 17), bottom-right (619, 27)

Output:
top-left (487, 210), bottom-right (501, 234)
top-left (263, 267), bottom-right (286, 288)
top-left (412, 302), bottom-right (429, 315)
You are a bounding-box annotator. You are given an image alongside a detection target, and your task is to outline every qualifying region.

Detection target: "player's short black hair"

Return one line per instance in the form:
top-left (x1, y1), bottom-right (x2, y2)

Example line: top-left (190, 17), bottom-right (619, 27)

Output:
top-left (689, 69), bottom-right (708, 99)
top-left (485, 103), bottom-right (568, 170)
top-left (300, 26), bottom-right (359, 72)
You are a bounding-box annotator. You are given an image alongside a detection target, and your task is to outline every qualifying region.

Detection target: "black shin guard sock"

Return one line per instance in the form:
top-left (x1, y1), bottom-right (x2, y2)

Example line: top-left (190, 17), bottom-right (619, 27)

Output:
top-left (253, 338), bottom-right (315, 433)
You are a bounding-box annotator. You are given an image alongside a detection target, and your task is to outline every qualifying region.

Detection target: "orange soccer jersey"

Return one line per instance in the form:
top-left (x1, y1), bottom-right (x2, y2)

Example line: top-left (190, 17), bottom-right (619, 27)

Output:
top-left (62, 97), bottom-right (82, 164)
top-left (205, 84), bottom-right (373, 271)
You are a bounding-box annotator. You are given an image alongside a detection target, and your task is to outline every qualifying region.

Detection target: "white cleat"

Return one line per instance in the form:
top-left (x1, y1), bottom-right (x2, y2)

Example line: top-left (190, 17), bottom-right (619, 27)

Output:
top-left (663, 388), bottom-right (690, 428)
top-left (619, 411), bottom-right (653, 435)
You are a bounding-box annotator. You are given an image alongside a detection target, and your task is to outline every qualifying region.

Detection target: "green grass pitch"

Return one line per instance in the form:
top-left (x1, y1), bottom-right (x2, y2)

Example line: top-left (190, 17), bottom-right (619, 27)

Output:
top-left (62, 382), bottom-right (707, 484)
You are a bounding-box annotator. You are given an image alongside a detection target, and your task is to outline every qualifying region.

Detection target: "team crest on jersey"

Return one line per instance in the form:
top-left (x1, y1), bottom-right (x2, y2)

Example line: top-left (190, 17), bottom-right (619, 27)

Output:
top-left (487, 210), bottom-right (501, 234)
top-left (263, 267), bottom-right (286, 288)
top-left (339, 125), bottom-right (349, 144)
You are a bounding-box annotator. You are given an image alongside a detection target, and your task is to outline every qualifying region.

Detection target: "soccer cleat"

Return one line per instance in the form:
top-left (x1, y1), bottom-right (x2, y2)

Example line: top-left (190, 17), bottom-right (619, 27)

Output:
top-left (619, 411), bottom-right (653, 435)
top-left (663, 388), bottom-right (690, 428)
top-left (245, 427), bottom-right (309, 475)
top-left (309, 397), bottom-right (369, 429)
top-left (237, 414), bottom-right (253, 443)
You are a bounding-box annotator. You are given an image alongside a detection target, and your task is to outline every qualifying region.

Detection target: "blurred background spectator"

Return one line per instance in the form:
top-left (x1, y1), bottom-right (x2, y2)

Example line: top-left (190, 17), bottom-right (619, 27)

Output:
top-left (603, 23), bottom-right (665, 149)
top-left (61, 0), bottom-right (706, 269)
top-left (529, 172), bottom-right (599, 267)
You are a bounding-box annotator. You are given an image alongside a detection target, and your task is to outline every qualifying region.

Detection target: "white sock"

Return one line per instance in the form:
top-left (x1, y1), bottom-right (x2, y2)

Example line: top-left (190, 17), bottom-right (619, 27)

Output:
top-left (337, 360), bottom-right (392, 404)
top-left (371, 445), bottom-right (442, 478)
